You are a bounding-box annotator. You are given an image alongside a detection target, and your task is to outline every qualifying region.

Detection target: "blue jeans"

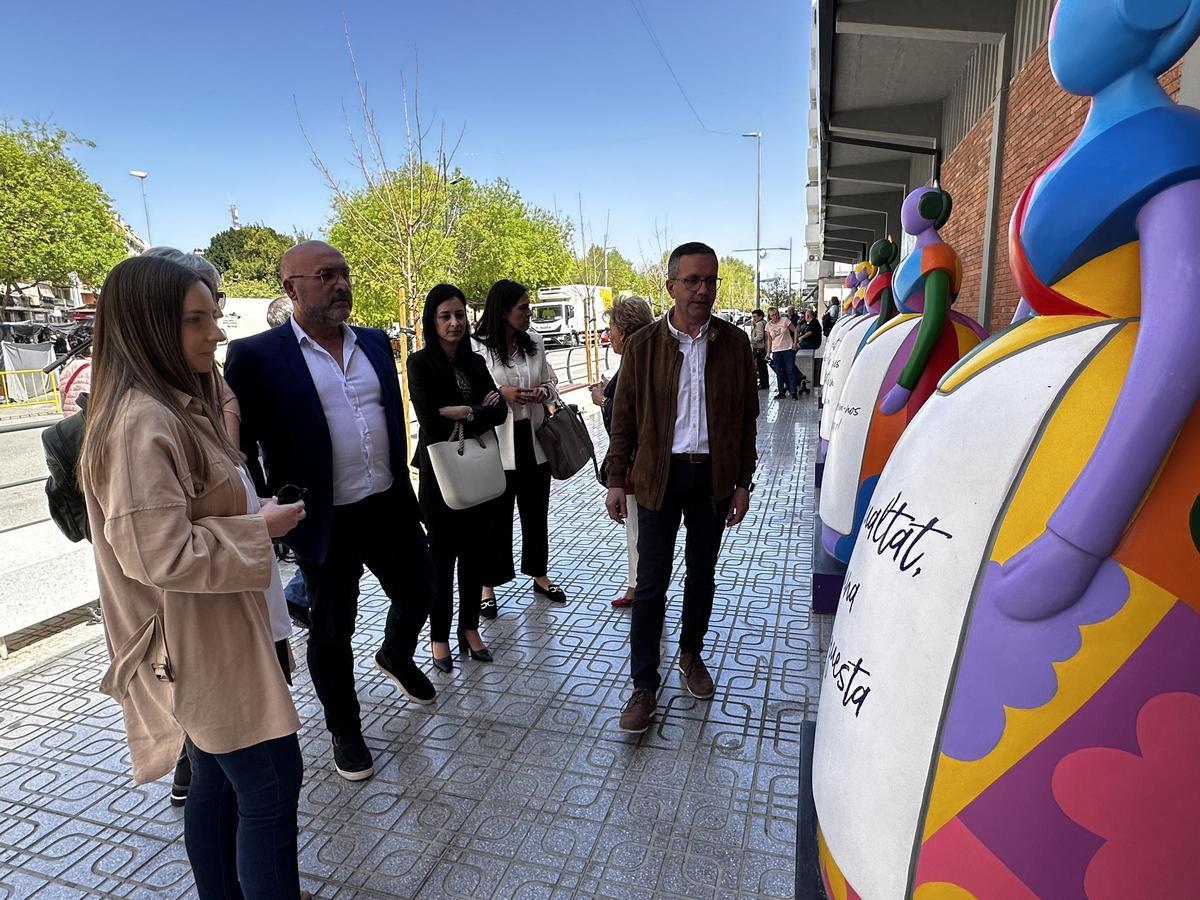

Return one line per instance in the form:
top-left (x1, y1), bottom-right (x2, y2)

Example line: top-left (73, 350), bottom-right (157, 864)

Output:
top-left (184, 734), bottom-right (303, 899)
top-left (771, 350), bottom-right (797, 396)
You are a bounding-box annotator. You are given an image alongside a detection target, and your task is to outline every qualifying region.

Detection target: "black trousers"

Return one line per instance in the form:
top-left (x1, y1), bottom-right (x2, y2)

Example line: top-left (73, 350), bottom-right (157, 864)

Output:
top-left (487, 419), bottom-right (551, 585)
top-left (753, 347), bottom-right (770, 389)
top-left (419, 465), bottom-right (488, 642)
top-left (297, 487), bottom-right (433, 738)
top-left (630, 459), bottom-right (730, 691)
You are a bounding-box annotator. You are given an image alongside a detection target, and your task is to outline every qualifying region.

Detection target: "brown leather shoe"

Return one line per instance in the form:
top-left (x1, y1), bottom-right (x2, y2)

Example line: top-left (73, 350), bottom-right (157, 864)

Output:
top-left (679, 652), bottom-right (715, 699)
top-left (618, 689), bottom-right (656, 733)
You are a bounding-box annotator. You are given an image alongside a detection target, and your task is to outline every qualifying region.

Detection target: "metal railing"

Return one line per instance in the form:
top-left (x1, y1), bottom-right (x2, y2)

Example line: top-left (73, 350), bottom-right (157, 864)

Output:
top-left (1, 368), bottom-right (61, 412)
top-left (561, 342), bottom-right (612, 385)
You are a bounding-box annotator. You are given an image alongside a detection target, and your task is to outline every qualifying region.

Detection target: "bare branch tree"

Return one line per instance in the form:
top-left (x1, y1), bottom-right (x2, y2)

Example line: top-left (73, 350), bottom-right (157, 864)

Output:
top-left (296, 16), bottom-right (466, 337)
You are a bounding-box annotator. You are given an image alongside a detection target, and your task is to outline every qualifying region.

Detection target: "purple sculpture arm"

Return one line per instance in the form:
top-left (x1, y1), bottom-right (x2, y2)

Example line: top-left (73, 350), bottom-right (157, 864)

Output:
top-left (998, 179), bottom-right (1200, 620)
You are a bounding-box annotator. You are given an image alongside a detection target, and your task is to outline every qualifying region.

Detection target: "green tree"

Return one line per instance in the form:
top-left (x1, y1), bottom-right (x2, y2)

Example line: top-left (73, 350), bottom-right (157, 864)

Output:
top-left (326, 160), bottom-right (463, 329)
top-left (717, 256), bottom-right (756, 311)
top-left (454, 179), bottom-right (574, 300)
top-left (0, 122), bottom-right (126, 296)
top-left (759, 275), bottom-right (795, 308)
top-left (572, 245), bottom-right (639, 298)
top-left (203, 224), bottom-right (294, 297)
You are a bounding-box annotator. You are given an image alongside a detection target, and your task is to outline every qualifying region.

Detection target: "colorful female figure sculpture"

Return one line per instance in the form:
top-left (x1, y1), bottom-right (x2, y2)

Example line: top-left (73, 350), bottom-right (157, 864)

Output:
top-left (860, 236), bottom-right (900, 348)
top-left (819, 187), bottom-right (987, 563)
top-left (819, 262), bottom-right (876, 451)
top-left (813, 3), bottom-right (1200, 898)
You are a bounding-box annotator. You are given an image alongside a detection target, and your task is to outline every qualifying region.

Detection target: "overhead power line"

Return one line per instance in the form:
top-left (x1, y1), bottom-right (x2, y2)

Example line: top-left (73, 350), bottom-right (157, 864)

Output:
top-left (627, 0), bottom-right (741, 137)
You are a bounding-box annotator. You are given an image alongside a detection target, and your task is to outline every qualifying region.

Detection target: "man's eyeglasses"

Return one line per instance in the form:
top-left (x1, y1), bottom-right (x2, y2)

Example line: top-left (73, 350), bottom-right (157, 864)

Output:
top-left (672, 276), bottom-right (722, 291)
top-left (286, 268), bottom-right (353, 286)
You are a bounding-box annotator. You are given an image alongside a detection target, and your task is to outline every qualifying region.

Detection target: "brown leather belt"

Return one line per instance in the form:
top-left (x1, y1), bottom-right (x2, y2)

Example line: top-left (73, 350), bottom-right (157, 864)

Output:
top-left (671, 453), bottom-right (710, 464)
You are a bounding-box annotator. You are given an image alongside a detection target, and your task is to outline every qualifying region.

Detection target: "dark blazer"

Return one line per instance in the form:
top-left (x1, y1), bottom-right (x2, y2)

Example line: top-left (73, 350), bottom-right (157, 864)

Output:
top-left (406, 346), bottom-right (508, 475)
top-left (224, 322), bottom-right (420, 564)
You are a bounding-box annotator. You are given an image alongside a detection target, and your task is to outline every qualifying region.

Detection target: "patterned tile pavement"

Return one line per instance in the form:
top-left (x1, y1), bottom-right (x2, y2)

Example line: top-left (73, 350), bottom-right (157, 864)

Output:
top-left (0, 394), bottom-right (829, 899)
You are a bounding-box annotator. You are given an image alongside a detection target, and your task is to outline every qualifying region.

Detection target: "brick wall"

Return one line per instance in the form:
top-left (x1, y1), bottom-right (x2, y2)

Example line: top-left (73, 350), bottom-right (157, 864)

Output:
top-left (934, 43), bottom-right (1184, 332)
top-left (937, 112), bottom-right (993, 324)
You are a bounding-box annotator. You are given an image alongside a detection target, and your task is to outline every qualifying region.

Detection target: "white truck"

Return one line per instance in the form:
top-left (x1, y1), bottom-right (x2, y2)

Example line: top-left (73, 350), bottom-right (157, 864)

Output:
top-left (530, 284), bottom-right (612, 347)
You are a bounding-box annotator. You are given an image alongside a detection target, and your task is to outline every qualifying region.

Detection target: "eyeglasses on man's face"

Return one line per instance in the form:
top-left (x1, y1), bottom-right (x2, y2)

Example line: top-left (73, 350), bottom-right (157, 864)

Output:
top-left (287, 268), bottom-right (353, 286)
top-left (672, 276), bottom-right (722, 291)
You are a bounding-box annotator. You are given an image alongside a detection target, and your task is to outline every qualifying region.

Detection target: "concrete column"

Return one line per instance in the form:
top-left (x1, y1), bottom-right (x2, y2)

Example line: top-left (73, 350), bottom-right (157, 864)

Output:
top-left (1180, 39), bottom-right (1200, 107)
top-left (977, 34), bottom-right (1013, 331)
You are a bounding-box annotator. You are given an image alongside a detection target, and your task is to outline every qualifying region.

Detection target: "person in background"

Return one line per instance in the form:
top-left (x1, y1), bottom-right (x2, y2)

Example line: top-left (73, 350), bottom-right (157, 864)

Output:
top-left (225, 240), bottom-right (436, 784)
top-left (266, 296), bottom-right (294, 327)
top-left (58, 353), bottom-right (91, 417)
top-left (795, 308), bottom-right (823, 397)
top-left (253, 294), bottom-right (311, 631)
top-left (590, 296), bottom-right (655, 608)
top-left (604, 242), bottom-right (759, 734)
top-left (799, 309), bottom-right (822, 350)
top-left (765, 307), bottom-right (797, 400)
top-left (749, 309), bottom-right (769, 390)
top-left (821, 302), bottom-right (838, 337)
top-left (474, 279), bottom-right (566, 616)
top-left (407, 283), bottom-right (508, 671)
top-left (80, 255), bottom-right (307, 898)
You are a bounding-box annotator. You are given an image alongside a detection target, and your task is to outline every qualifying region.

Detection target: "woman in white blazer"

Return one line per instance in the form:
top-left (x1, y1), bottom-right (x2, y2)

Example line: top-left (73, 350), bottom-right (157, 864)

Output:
top-left (473, 279), bottom-right (567, 616)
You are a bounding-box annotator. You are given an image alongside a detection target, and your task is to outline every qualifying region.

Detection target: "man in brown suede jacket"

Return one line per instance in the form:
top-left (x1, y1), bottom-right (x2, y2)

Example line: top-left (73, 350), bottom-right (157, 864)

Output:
top-left (604, 241), bottom-right (759, 733)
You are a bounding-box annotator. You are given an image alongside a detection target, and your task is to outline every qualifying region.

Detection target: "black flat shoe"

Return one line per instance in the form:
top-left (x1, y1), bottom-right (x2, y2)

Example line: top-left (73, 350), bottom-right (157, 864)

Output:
top-left (431, 654), bottom-right (453, 673)
top-left (457, 632), bottom-right (493, 662)
top-left (479, 597), bottom-right (498, 619)
top-left (533, 582), bottom-right (567, 603)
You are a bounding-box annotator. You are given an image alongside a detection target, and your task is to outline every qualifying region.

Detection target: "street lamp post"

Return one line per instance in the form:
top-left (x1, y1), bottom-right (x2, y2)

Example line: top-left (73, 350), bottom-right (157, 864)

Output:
top-left (129, 170), bottom-right (152, 246)
top-left (741, 132), bottom-right (763, 305)
top-left (733, 240), bottom-right (792, 308)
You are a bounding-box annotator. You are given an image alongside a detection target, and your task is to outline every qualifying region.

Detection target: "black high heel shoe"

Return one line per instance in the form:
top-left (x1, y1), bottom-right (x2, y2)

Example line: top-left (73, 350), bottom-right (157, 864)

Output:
top-left (457, 631), bottom-right (493, 662)
top-left (431, 654), bottom-right (453, 673)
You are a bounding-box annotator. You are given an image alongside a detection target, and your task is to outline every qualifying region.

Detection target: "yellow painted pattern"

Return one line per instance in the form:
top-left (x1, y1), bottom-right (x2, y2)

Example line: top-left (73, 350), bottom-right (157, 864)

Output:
top-left (818, 825), bottom-right (849, 900)
top-left (865, 312), bottom-right (920, 346)
top-left (1049, 241), bottom-right (1141, 319)
top-left (914, 884), bottom-right (977, 900)
top-left (923, 568), bottom-right (1175, 839)
top-left (992, 323), bottom-right (1136, 563)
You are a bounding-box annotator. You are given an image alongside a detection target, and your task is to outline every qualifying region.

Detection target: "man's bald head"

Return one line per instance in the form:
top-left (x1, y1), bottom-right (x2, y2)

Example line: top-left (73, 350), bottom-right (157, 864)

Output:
top-left (279, 240), bottom-right (343, 280)
top-left (279, 240), bottom-right (353, 336)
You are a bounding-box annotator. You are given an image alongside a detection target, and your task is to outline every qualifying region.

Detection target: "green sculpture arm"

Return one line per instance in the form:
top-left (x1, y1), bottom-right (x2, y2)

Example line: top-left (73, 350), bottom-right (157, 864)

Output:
top-left (877, 280), bottom-right (897, 327)
top-left (897, 269), bottom-right (948, 391)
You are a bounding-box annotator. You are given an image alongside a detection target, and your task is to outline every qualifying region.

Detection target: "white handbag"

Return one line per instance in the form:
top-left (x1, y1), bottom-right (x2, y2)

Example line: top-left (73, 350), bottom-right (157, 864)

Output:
top-left (426, 422), bottom-right (506, 510)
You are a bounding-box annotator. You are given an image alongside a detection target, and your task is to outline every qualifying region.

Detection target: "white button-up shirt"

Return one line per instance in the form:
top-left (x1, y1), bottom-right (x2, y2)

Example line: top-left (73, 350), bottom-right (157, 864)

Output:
top-left (290, 318), bottom-right (393, 505)
top-left (666, 310), bottom-right (711, 454)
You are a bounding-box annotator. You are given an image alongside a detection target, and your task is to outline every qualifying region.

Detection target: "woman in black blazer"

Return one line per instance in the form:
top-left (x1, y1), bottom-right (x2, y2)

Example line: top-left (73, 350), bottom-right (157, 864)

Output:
top-left (407, 284), bottom-right (508, 671)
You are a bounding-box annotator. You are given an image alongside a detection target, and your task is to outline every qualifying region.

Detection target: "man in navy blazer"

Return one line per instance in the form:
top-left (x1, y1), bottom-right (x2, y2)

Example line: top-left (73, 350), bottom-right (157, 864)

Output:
top-left (225, 241), bottom-right (435, 782)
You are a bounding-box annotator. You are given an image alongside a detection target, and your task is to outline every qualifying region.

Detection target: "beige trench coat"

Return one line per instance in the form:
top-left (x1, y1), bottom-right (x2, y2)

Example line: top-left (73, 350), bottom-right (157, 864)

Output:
top-left (82, 388), bottom-right (299, 784)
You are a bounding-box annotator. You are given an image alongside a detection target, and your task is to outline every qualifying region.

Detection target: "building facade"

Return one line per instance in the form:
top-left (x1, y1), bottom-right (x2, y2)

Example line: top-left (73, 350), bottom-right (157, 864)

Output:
top-left (806, 0), bottom-right (1199, 331)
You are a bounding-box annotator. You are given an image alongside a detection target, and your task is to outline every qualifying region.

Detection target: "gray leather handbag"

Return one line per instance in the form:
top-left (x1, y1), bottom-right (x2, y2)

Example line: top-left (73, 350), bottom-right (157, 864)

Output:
top-left (536, 396), bottom-right (599, 481)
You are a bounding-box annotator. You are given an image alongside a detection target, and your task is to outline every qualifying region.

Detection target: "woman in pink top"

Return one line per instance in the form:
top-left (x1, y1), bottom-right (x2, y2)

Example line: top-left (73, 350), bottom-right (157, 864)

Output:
top-left (765, 307), bottom-right (798, 400)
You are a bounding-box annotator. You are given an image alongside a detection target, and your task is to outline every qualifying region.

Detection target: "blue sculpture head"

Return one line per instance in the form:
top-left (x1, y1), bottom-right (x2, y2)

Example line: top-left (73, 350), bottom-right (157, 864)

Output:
top-left (1049, 0), bottom-right (1200, 96)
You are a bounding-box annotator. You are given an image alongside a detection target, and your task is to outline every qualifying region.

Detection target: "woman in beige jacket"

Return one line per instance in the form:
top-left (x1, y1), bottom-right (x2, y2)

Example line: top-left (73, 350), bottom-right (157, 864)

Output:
top-left (81, 255), bottom-right (307, 899)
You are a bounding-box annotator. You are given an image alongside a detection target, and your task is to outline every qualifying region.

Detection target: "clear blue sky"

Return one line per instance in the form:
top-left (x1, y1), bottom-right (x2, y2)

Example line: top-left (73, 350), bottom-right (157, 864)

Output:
top-left (9, 0), bottom-right (810, 282)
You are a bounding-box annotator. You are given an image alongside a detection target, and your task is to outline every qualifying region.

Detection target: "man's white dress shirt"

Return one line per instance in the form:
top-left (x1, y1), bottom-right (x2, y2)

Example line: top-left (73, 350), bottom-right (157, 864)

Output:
top-left (290, 318), bottom-right (393, 505)
top-left (665, 310), bottom-right (711, 455)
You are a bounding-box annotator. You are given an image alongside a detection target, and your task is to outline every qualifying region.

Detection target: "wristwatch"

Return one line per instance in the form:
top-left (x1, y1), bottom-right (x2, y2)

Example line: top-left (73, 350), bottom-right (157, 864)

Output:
top-left (465, 410), bottom-right (475, 423)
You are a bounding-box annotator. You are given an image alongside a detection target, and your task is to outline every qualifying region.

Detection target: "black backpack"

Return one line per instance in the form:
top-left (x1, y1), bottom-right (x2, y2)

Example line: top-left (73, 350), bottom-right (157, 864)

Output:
top-left (41, 396), bottom-right (91, 543)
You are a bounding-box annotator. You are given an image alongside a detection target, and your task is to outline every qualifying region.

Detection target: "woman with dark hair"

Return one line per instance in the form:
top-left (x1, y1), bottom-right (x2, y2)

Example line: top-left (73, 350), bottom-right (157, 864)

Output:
top-left (473, 279), bottom-right (565, 615)
top-left (407, 283), bottom-right (507, 670)
top-left (79, 255), bottom-right (308, 898)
